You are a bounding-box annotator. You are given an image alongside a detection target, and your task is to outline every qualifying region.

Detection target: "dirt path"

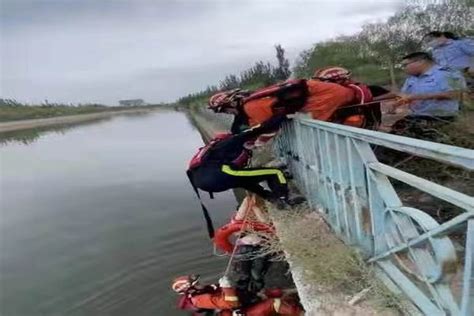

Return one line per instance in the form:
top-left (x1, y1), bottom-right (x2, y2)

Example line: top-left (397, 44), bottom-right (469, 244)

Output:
top-left (0, 109), bottom-right (159, 133)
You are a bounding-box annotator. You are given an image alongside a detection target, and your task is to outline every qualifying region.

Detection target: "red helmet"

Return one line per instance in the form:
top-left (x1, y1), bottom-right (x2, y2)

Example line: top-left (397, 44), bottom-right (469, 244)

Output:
top-left (171, 275), bottom-right (200, 294)
top-left (208, 89), bottom-right (246, 113)
top-left (313, 66), bottom-right (352, 83)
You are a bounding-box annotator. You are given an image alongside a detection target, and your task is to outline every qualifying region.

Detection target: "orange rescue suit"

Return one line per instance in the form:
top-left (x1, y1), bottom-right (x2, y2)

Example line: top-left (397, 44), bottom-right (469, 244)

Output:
top-left (220, 297), bottom-right (304, 316)
top-left (303, 79), bottom-right (355, 121)
top-left (190, 286), bottom-right (240, 310)
top-left (184, 286), bottom-right (302, 316)
top-left (242, 79), bottom-right (355, 126)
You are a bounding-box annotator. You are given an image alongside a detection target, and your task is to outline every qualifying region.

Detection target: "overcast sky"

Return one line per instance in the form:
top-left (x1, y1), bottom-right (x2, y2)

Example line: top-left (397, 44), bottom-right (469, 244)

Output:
top-left (1, 0), bottom-right (403, 105)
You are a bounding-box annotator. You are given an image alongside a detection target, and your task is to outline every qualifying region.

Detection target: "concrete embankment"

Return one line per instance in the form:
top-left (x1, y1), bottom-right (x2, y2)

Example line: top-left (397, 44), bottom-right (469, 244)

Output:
top-left (0, 109), bottom-right (158, 133)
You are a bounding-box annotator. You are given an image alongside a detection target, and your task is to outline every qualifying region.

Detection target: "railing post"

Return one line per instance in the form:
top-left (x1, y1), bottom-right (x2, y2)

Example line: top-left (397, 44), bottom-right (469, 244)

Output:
top-left (461, 219), bottom-right (474, 316)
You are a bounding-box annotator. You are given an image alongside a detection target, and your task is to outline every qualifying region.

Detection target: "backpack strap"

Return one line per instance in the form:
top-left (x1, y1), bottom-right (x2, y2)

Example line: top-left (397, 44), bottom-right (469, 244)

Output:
top-left (347, 83), bottom-right (373, 104)
top-left (186, 170), bottom-right (215, 239)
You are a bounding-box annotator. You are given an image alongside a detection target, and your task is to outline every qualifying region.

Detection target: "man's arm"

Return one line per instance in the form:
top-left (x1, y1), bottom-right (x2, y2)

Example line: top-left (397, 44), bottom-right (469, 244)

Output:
top-left (376, 78), bottom-right (411, 103)
top-left (229, 114), bottom-right (287, 145)
top-left (211, 114), bottom-right (286, 155)
top-left (372, 92), bottom-right (399, 101)
top-left (397, 91), bottom-right (458, 103)
top-left (397, 71), bottom-right (466, 105)
top-left (459, 38), bottom-right (474, 56)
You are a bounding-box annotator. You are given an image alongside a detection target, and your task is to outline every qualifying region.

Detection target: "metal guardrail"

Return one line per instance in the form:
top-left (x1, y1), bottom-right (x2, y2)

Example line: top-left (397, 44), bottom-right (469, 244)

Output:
top-left (274, 115), bottom-right (474, 315)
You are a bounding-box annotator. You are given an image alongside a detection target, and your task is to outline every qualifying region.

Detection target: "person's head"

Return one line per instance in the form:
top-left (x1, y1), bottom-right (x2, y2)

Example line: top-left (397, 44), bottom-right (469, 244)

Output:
top-left (401, 52), bottom-right (434, 76)
top-left (425, 31), bottom-right (458, 47)
top-left (208, 89), bottom-right (245, 115)
top-left (312, 66), bottom-right (352, 84)
top-left (171, 275), bottom-right (201, 295)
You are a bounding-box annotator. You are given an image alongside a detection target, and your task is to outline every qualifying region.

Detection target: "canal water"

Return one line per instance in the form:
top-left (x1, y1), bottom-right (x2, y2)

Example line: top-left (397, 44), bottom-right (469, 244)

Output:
top-left (0, 111), bottom-right (236, 315)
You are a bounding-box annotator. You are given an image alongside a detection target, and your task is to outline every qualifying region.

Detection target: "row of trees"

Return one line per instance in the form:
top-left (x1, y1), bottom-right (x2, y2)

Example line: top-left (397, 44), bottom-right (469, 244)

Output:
top-left (294, 1), bottom-right (473, 87)
top-left (178, 1), bottom-right (473, 106)
top-left (0, 98), bottom-right (107, 108)
top-left (219, 44), bottom-right (291, 91)
top-left (177, 44), bottom-right (291, 106)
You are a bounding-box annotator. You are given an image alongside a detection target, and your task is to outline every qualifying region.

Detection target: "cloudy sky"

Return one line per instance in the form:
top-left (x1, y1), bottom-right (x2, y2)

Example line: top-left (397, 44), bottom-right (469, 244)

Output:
top-left (1, 0), bottom-right (403, 105)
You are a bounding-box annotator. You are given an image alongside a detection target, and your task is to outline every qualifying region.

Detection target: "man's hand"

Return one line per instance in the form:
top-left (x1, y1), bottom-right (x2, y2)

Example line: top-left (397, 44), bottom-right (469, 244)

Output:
top-left (382, 100), bottom-right (398, 114)
top-left (396, 91), bottom-right (457, 104)
top-left (395, 93), bottom-right (414, 105)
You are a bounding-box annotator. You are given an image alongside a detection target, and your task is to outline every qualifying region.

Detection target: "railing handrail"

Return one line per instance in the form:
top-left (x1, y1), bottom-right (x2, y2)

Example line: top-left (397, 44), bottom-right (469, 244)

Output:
top-left (296, 116), bottom-right (474, 170)
top-left (276, 116), bottom-right (474, 315)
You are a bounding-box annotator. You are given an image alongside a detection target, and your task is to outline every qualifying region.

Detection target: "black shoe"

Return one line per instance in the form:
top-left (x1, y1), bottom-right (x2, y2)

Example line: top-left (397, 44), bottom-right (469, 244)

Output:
top-left (276, 199), bottom-right (287, 210)
top-left (268, 197), bottom-right (287, 210)
top-left (287, 196), bottom-right (306, 206)
top-left (258, 190), bottom-right (273, 200)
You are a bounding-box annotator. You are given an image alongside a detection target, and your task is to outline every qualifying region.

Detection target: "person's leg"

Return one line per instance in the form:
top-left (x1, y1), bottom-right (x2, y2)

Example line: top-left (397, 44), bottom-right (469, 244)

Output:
top-left (233, 245), bottom-right (256, 307)
top-left (243, 298), bottom-right (304, 316)
top-left (192, 166), bottom-right (237, 193)
top-left (221, 165), bottom-right (289, 200)
top-left (248, 248), bottom-right (271, 294)
top-left (242, 299), bottom-right (275, 316)
top-left (239, 183), bottom-right (274, 200)
top-left (277, 299), bottom-right (305, 315)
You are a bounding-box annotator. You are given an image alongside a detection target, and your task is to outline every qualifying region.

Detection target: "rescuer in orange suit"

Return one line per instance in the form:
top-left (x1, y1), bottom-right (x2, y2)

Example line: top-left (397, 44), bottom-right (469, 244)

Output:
top-left (207, 79), bottom-right (355, 133)
top-left (171, 274), bottom-right (304, 315)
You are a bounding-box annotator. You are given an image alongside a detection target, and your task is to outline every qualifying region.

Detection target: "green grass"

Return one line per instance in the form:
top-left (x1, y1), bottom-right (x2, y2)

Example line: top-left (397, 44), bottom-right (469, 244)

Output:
top-left (0, 105), bottom-right (123, 122)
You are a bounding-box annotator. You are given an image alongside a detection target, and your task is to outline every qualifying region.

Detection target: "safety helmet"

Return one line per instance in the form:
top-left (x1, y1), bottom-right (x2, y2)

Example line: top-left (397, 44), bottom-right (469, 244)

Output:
top-left (171, 275), bottom-right (200, 294)
top-left (313, 66), bottom-right (352, 83)
top-left (208, 89), bottom-right (245, 113)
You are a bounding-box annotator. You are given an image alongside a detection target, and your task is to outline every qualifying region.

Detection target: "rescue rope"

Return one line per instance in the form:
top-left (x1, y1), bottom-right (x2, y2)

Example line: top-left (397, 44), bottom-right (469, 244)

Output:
top-left (222, 194), bottom-right (253, 277)
top-left (338, 98), bottom-right (398, 109)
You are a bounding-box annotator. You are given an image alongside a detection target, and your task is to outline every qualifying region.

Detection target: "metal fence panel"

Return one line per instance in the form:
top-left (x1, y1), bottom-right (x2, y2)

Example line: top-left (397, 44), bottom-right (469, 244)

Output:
top-left (275, 116), bottom-right (474, 315)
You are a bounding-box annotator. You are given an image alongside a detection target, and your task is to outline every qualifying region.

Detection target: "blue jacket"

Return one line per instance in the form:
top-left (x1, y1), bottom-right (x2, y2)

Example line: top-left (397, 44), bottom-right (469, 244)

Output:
top-left (401, 65), bottom-right (466, 117)
top-left (432, 39), bottom-right (474, 70)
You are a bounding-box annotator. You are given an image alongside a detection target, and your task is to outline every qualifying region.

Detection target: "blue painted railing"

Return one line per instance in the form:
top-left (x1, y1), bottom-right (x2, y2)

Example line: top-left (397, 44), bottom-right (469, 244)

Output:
top-left (274, 115), bottom-right (474, 316)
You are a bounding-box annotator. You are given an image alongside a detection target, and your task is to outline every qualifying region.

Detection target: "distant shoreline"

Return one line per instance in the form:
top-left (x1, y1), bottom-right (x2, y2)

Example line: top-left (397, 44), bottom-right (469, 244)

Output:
top-left (0, 108), bottom-right (159, 133)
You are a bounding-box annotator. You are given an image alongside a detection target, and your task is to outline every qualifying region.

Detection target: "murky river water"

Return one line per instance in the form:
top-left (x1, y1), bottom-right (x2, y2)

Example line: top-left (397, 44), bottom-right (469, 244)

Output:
top-left (0, 112), bottom-right (236, 315)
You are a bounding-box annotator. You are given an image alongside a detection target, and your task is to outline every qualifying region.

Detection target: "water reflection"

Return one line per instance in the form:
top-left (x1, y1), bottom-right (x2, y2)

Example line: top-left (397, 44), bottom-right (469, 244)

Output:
top-left (0, 110), bottom-right (166, 146)
top-left (0, 112), bottom-right (235, 316)
top-left (0, 117), bottom-right (112, 145)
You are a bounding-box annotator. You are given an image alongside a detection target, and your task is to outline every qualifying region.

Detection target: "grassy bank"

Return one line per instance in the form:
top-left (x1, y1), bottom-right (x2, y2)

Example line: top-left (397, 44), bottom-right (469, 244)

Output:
top-left (0, 105), bottom-right (116, 122)
top-left (0, 99), bottom-right (171, 122)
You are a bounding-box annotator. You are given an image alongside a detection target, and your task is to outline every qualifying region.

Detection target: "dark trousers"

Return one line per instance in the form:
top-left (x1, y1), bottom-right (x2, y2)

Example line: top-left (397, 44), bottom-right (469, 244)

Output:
top-left (233, 245), bottom-right (271, 306)
top-left (191, 164), bottom-right (289, 200)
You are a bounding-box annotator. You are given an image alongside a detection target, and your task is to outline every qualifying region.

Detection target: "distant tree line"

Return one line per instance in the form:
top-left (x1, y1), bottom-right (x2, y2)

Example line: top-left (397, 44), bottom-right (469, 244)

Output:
top-left (178, 0), bottom-right (472, 107)
top-left (294, 1), bottom-right (473, 88)
top-left (0, 98), bottom-right (107, 108)
top-left (178, 44), bottom-right (291, 106)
